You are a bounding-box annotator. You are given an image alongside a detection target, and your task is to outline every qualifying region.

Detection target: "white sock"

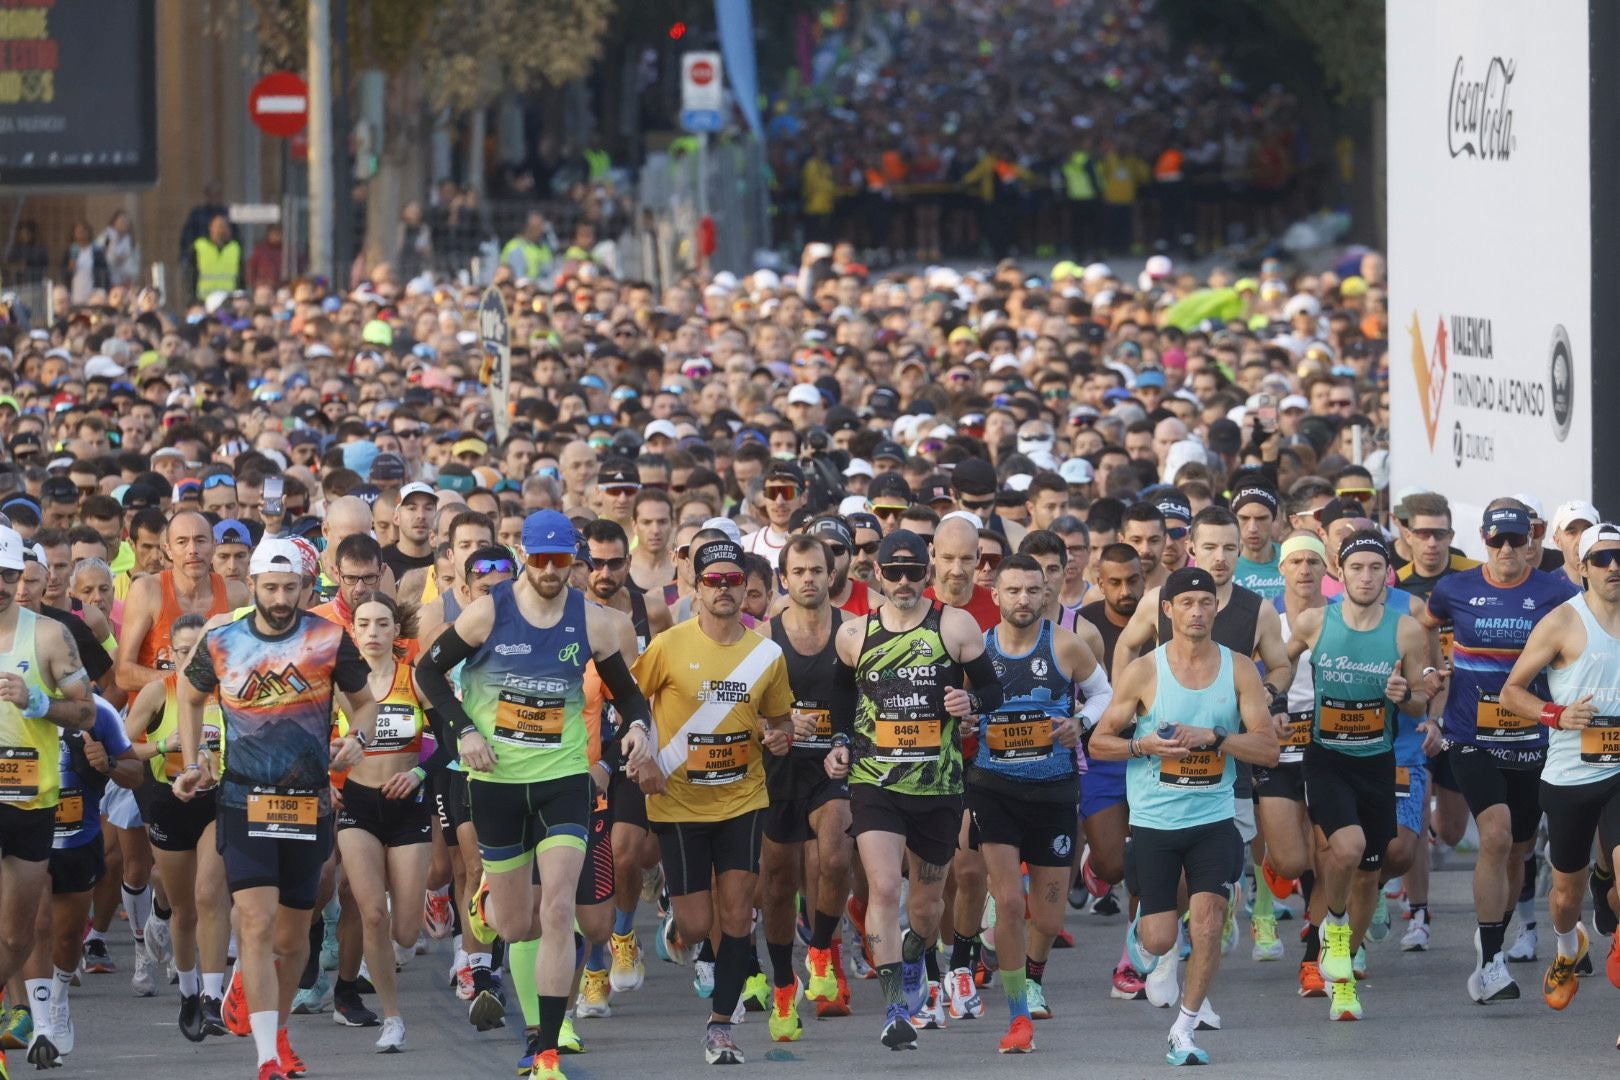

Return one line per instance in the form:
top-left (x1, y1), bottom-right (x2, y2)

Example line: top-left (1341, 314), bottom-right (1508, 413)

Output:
top-left (25, 979), bottom-right (50, 1027)
top-left (1172, 1004), bottom-right (1198, 1036)
top-left (203, 972), bottom-right (224, 999)
top-left (1325, 911), bottom-right (1349, 928)
top-left (122, 882), bottom-right (152, 937)
top-left (50, 967), bottom-right (73, 1006)
top-left (468, 952), bottom-right (492, 971)
top-left (249, 1010), bottom-right (278, 1065)
top-left (178, 967), bottom-right (201, 997)
top-left (1557, 926), bottom-right (1581, 959)
top-left (452, 933), bottom-right (463, 954)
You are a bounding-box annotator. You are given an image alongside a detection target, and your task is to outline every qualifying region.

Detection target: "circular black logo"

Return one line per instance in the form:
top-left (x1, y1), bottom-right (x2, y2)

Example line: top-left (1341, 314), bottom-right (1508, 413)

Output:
top-left (1549, 325), bottom-right (1573, 442)
top-left (1452, 421), bottom-right (1464, 467)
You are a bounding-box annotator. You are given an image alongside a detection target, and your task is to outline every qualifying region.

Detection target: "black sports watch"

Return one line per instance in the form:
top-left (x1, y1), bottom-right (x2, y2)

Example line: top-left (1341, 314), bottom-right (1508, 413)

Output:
top-left (1208, 726), bottom-right (1229, 753)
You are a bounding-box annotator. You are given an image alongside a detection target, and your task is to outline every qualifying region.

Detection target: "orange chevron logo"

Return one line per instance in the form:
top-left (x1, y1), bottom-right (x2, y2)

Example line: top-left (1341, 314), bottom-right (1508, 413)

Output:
top-left (1407, 312), bottom-right (1448, 450)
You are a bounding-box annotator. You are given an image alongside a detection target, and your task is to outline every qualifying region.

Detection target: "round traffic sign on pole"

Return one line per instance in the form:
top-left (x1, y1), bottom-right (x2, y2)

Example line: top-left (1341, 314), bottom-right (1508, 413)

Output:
top-left (690, 59), bottom-right (714, 85)
top-left (249, 72), bottom-right (309, 138)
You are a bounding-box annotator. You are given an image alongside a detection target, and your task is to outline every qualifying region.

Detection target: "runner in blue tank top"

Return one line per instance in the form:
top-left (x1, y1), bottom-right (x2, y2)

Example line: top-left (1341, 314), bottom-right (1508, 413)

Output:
top-left (1285, 530), bottom-right (1430, 1021)
top-left (1501, 522), bottom-right (1620, 1018)
top-left (1089, 567), bottom-right (1278, 1067)
top-left (966, 555), bottom-right (1110, 1052)
top-left (1421, 502), bottom-right (1578, 1005)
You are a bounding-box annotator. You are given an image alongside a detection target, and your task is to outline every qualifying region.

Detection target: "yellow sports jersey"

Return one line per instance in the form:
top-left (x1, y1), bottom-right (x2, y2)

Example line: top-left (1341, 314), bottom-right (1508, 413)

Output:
top-left (0, 608), bottom-right (63, 810)
top-left (631, 619), bottom-right (793, 824)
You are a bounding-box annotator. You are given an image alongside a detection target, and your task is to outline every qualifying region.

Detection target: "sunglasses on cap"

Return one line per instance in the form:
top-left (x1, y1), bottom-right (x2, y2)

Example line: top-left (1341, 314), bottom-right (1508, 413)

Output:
top-left (591, 556), bottom-right (629, 573)
top-left (879, 562), bottom-right (928, 583)
top-left (469, 558), bottom-right (515, 576)
top-left (765, 483), bottom-right (800, 502)
top-left (527, 552), bottom-right (574, 569)
top-left (699, 571), bottom-right (745, 588)
top-left (203, 474), bottom-right (236, 489)
top-left (1484, 532), bottom-right (1529, 549)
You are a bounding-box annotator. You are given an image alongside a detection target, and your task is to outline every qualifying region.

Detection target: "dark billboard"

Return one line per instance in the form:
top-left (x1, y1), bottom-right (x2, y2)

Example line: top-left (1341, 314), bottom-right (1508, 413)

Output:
top-left (0, 0), bottom-right (157, 187)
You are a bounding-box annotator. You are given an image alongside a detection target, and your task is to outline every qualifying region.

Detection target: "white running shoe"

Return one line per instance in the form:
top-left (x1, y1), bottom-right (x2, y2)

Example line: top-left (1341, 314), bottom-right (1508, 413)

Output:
top-left (1466, 930), bottom-right (1520, 1003)
top-left (374, 1015), bottom-right (405, 1053)
top-left (1145, 949), bottom-right (1180, 1008)
top-left (1401, 910), bottom-right (1430, 951)
top-left (1504, 925), bottom-right (1538, 962)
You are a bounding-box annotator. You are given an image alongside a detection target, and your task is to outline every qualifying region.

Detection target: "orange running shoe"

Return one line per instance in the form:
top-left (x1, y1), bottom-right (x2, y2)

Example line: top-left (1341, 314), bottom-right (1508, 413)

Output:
top-left (817, 940), bottom-right (851, 1018)
top-left (1544, 926), bottom-right (1588, 1010)
top-left (1298, 961), bottom-right (1327, 998)
top-left (805, 946), bottom-right (838, 1004)
top-left (257, 1059), bottom-right (288, 1080)
top-left (998, 1015), bottom-right (1035, 1054)
top-left (1262, 858), bottom-right (1296, 901)
top-left (1608, 934), bottom-right (1620, 989)
top-left (276, 1028), bottom-right (306, 1078)
top-left (223, 967), bottom-right (250, 1037)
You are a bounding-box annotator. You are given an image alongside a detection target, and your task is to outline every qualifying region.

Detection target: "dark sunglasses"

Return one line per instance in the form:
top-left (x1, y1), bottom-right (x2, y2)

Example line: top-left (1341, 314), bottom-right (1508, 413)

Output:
top-left (1484, 532), bottom-right (1529, 549)
top-left (960, 496), bottom-right (995, 514)
top-left (1166, 527), bottom-right (1189, 541)
top-left (527, 552), bottom-right (574, 569)
top-left (873, 505), bottom-right (907, 520)
top-left (826, 544), bottom-right (849, 559)
top-left (601, 485), bottom-right (640, 498)
top-left (469, 558), bottom-right (515, 576)
top-left (1588, 550), bottom-right (1620, 569)
top-left (592, 556), bottom-right (629, 572)
top-left (1336, 488), bottom-right (1376, 503)
top-left (879, 562), bottom-right (928, 583)
top-left (977, 553), bottom-right (1003, 571)
top-left (700, 571), bottom-right (745, 588)
top-left (1409, 527), bottom-right (1453, 542)
top-left (765, 484), bottom-right (800, 502)
top-left (675, 544), bottom-right (692, 560)
top-left (854, 541), bottom-right (880, 556)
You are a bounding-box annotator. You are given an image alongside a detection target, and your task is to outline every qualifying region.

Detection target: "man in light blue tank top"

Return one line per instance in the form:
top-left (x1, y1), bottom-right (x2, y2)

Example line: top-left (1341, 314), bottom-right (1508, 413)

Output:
top-left (1089, 567), bottom-right (1278, 1067)
top-left (1502, 522), bottom-right (1620, 1014)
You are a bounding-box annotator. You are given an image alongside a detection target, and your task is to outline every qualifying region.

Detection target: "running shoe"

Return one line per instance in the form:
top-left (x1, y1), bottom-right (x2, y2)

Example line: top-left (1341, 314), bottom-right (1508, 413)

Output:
top-left (374, 1016), bottom-right (405, 1053)
top-left (179, 993), bottom-right (206, 1043)
top-left (1402, 910), bottom-right (1430, 952)
top-left (1328, 979), bottom-right (1363, 1021)
top-left (1165, 1028), bottom-right (1209, 1066)
top-left (640, 864), bottom-right (664, 905)
top-left (1027, 981), bottom-right (1051, 1020)
top-left (900, 959), bottom-right (925, 1015)
top-left (27, 1025), bottom-right (61, 1068)
top-left (82, 938), bottom-right (116, 974)
top-left (703, 1023), bottom-right (744, 1065)
top-left (659, 912), bottom-right (686, 966)
top-left (1467, 929), bottom-right (1520, 1003)
top-left (741, 971), bottom-right (770, 1012)
top-left (468, 967), bottom-right (507, 1031)
top-left (1262, 857), bottom-right (1296, 901)
top-left (1051, 928), bottom-right (1075, 949)
top-left (1080, 852), bottom-right (1109, 898)
top-left (557, 1016), bottom-right (583, 1054)
top-left (768, 979), bottom-right (802, 1042)
top-left (146, 916), bottom-right (173, 968)
top-left (1091, 889), bottom-right (1122, 916)
top-left (1319, 922), bottom-right (1353, 983)
top-left (1384, 875), bottom-right (1405, 900)
top-left (910, 981), bottom-right (947, 1030)
top-left (257, 1060), bottom-right (287, 1080)
top-left (692, 960), bottom-right (715, 999)
top-left (880, 1004), bottom-right (916, 1050)
top-left (1145, 950), bottom-right (1179, 1008)
top-left (998, 1015), bottom-right (1034, 1054)
top-left (517, 1031), bottom-right (543, 1074)
top-left (1592, 868), bottom-right (1618, 936)
top-left (530, 1048), bottom-right (566, 1080)
top-left (805, 946), bottom-right (839, 1004)
top-left (817, 942), bottom-right (852, 1018)
top-left (1608, 934), bottom-right (1620, 988)
top-left (1251, 914), bottom-right (1284, 961)
top-left (334, 983), bottom-right (380, 1027)
top-left (0, 1006), bottom-right (31, 1050)
top-left (1069, 883), bottom-right (1090, 911)
top-left (1220, 880), bottom-right (1241, 954)
top-left (1352, 946), bottom-right (1368, 981)
top-left (944, 966), bottom-right (982, 1019)
top-left (1543, 925), bottom-right (1588, 1010)
top-left (424, 890), bottom-right (454, 939)
top-left (224, 966), bottom-right (250, 1034)
top-left (1110, 962), bottom-right (1146, 1000)
top-left (291, 971), bottom-right (330, 1015)
top-left (1298, 961), bottom-right (1327, 998)
top-left (1368, 893), bottom-right (1390, 943)
top-left (1124, 916), bottom-right (1159, 975)
top-left (454, 965), bottom-right (476, 1002)
top-left (201, 995), bottom-right (228, 1038)
top-left (276, 1028), bottom-right (307, 1078)
top-left (132, 944), bottom-right (156, 997)
top-left (608, 931), bottom-right (644, 992)
top-left (1505, 924), bottom-right (1538, 962)
top-left (1194, 999), bottom-right (1220, 1030)
top-left (795, 897), bottom-right (813, 948)
top-left (576, 968), bottom-right (611, 1018)
top-left (466, 874), bottom-right (497, 946)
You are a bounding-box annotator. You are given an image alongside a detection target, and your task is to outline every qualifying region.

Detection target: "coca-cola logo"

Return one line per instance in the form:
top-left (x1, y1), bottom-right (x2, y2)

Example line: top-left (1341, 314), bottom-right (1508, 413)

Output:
top-left (1448, 56), bottom-right (1516, 161)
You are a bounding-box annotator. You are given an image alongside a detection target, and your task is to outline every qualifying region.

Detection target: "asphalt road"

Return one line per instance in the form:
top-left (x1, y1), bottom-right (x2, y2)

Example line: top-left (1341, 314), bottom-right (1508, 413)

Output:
top-left (38, 854), bottom-right (1620, 1078)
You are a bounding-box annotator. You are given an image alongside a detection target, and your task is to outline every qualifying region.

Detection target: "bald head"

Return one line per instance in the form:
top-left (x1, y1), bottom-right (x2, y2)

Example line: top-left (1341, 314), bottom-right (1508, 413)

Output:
top-left (935, 516), bottom-right (979, 559)
top-left (324, 496), bottom-right (374, 547)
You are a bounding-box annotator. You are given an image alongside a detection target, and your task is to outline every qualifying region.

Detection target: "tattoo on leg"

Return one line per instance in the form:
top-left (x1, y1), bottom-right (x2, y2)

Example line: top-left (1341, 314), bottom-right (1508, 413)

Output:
top-left (867, 932), bottom-right (883, 946)
top-left (917, 862), bottom-right (947, 885)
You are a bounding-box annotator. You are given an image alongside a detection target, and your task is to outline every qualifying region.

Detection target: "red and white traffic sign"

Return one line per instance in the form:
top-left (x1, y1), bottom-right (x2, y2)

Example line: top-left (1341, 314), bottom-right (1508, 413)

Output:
top-left (681, 52), bottom-right (723, 114)
top-left (249, 72), bottom-right (309, 138)
top-left (689, 58), bottom-right (715, 86)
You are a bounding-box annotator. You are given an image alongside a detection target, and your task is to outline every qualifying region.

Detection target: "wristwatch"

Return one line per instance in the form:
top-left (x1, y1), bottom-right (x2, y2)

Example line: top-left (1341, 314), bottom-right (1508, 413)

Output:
top-left (353, 730), bottom-right (370, 749)
top-left (1208, 727), bottom-right (1229, 753)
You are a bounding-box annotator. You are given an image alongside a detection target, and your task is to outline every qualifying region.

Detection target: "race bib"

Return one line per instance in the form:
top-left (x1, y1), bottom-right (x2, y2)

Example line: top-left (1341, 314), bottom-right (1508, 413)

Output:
top-left (1475, 693), bottom-right (1535, 743)
top-left (1580, 716), bottom-right (1620, 766)
top-left (0, 747), bottom-right (40, 803)
top-left (1318, 697), bottom-right (1386, 747)
top-left (246, 786), bottom-right (320, 841)
top-left (793, 704), bottom-right (834, 751)
top-left (685, 730), bottom-right (750, 785)
top-left (872, 714), bottom-right (942, 764)
top-left (54, 788), bottom-right (84, 838)
top-left (1159, 748), bottom-right (1226, 789)
top-left (985, 710), bottom-right (1054, 762)
top-left (1278, 711), bottom-right (1312, 764)
top-left (1395, 765), bottom-right (1412, 798)
top-left (492, 689), bottom-right (565, 748)
top-left (370, 704), bottom-right (418, 753)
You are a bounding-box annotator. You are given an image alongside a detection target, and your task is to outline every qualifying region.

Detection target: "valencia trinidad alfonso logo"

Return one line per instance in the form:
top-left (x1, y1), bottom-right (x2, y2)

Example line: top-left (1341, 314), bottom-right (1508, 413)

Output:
top-left (1407, 312), bottom-right (1448, 450)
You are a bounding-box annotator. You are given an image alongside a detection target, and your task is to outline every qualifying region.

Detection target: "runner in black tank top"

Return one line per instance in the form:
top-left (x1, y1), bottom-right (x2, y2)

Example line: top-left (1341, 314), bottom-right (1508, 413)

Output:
top-left (628, 586), bottom-right (651, 653)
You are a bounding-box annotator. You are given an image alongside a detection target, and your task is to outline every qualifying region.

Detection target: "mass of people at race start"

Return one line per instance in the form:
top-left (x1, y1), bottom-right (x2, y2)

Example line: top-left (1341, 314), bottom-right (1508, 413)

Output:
top-left (0, 237), bottom-right (1618, 1078)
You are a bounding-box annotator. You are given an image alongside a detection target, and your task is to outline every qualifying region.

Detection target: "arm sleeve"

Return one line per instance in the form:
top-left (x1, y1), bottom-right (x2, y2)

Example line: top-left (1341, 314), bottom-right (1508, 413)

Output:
top-left (962, 651), bottom-right (1005, 713)
top-left (184, 635), bottom-right (219, 694)
top-left (417, 709), bottom-right (455, 776)
top-left (831, 657), bottom-right (858, 737)
top-left (596, 651), bottom-right (652, 731)
top-left (416, 626), bottom-right (478, 736)
top-left (333, 633), bottom-right (369, 694)
top-left (1076, 666), bottom-right (1114, 730)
